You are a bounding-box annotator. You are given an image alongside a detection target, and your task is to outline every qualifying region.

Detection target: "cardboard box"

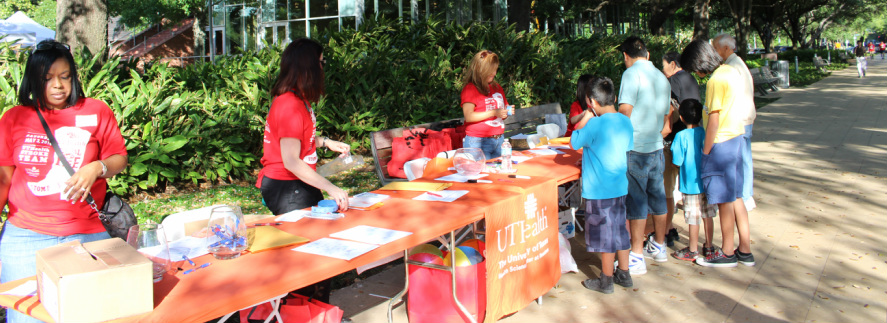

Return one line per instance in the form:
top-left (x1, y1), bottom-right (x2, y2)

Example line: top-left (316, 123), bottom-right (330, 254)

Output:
top-left (36, 238), bottom-right (154, 323)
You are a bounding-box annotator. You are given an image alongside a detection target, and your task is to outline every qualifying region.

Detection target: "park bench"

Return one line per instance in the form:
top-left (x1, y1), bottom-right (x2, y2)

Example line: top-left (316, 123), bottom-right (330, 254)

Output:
top-left (813, 56), bottom-right (830, 73)
top-left (369, 103), bottom-right (563, 185)
top-left (749, 66), bottom-right (780, 96)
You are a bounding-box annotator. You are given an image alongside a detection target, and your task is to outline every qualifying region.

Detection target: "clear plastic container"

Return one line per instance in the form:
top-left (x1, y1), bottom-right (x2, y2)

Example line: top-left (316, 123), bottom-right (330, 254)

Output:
top-left (501, 139), bottom-right (513, 171)
top-left (316, 154), bottom-right (365, 177)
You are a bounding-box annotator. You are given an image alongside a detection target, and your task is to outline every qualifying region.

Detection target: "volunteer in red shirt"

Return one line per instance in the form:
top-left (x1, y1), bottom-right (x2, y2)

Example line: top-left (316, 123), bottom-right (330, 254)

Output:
top-left (567, 74), bottom-right (595, 136)
top-left (258, 38), bottom-right (351, 216)
top-left (0, 40), bottom-right (128, 323)
top-left (460, 50), bottom-right (511, 159)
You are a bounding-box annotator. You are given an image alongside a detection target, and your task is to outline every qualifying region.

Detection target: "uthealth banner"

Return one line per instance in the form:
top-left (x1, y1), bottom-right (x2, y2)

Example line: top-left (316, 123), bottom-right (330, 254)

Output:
top-left (484, 176), bottom-right (560, 322)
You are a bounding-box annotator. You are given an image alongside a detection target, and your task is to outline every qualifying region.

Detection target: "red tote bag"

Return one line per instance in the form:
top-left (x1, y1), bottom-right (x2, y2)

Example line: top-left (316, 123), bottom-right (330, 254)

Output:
top-left (239, 294), bottom-right (344, 323)
top-left (387, 128), bottom-right (453, 178)
top-left (407, 261), bottom-right (486, 323)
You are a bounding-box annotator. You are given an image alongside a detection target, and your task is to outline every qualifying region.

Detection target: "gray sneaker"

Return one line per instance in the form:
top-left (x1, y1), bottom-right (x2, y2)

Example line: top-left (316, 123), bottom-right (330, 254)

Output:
top-left (614, 268), bottom-right (633, 287)
top-left (735, 249), bottom-right (756, 266)
top-left (582, 274), bottom-right (614, 294)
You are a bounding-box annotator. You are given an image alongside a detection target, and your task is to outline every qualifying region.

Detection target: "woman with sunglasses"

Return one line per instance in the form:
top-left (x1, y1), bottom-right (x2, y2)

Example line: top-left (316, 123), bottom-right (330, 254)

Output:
top-left (256, 38), bottom-right (351, 302)
top-left (0, 40), bottom-right (128, 323)
top-left (460, 50), bottom-right (511, 159)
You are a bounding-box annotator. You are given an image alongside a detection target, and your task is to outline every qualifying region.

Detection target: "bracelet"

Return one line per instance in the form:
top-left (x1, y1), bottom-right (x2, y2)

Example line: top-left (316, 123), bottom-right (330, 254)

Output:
top-left (318, 136), bottom-right (326, 148)
top-left (98, 160), bottom-right (108, 177)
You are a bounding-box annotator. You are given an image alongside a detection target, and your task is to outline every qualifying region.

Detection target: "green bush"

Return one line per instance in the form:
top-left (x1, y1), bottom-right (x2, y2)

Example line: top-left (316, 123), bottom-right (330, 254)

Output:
top-left (778, 49), bottom-right (849, 63)
top-left (1, 19), bottom-right (687, 196)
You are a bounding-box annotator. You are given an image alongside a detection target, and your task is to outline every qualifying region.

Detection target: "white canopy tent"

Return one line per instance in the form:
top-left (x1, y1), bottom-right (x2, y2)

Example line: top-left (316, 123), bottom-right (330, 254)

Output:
top-left (0, 11), bottom-right (55, 47)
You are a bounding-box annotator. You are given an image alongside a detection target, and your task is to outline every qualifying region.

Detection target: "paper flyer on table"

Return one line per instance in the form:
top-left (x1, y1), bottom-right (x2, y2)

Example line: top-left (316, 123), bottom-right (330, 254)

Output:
top-left (167, 236), bottom-right (210, 259)
top-left (435, 173), bottom-right (488, 183)
top-left (329, 225), bottom-right (413, 245)
top-left (277, 210), bottom-right (310, 222)
top-left (413, 190), bottom-right (469, 202)
top-left (528, 148), bottom-right (564, 156)
top-left (0, 280), bottom-right (36, 296)
top-left (293, 238), bottom-right (378, 260)
top-left (349, 192), bottom-right (391, 208)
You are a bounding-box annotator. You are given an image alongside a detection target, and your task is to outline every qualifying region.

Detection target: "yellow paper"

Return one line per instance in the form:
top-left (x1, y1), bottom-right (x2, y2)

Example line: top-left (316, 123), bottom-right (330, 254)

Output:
top-left (377, 182), bottom-right (453, 192)
top-left (548, 137), bottom-right (571, 145)
top-left (246, 226), bottom-right (310, 253)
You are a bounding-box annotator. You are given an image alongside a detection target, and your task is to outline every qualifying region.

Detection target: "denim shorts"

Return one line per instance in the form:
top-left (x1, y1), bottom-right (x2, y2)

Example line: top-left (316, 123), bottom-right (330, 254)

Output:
top-left (701, 135), bottom-right (744, 204)
top-left (585, 196), bottom-right (630, 253)
top-left (741, 124), bottom-right (754, 200)
top-left (463, 135), bottom-right (504, 160)
top-left (0, 222), bottom-right (110, 323)
top-left (626, 149), bottom-right (667, 220)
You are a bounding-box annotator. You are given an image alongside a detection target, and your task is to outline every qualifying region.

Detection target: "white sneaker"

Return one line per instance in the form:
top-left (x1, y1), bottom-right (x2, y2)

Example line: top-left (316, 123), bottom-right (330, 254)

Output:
top-left (625, 251), bottom-right (647, 275)
top-left (643, 236), bottom-right (668, 262)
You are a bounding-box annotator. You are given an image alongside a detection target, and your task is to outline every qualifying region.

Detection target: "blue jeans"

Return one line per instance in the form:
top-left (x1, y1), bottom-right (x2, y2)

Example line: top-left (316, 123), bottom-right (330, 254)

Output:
top-left (741, 124), bottom-right (754, 201)
top-left (626, 150), bottom-right (667, 220)
top-left (0, 222), bottom-right (111, 323)
top-left (463, 135), bottom-right (503, 160)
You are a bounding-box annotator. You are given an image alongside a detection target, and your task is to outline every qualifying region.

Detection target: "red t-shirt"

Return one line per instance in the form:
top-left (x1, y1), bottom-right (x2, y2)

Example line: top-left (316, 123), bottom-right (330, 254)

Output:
top-left (460, 83), bottom-right (508, 138)
top-left (257, 92), bottom-right (318, 185)
top-left (880, 43), bottom-right (886, 50)
top-left (566, 101), bottom-right (583, 137)
top-left (0, 98), bottom-right (127, 236)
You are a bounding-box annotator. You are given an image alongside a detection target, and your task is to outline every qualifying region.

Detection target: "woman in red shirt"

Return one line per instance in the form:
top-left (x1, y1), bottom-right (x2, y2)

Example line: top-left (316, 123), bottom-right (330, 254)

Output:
top-left (566, 74), bottom-right (595, 136)
top-left (257, 38), bottom-right (351, 216)
top-left (460, 50), bottom-right (510, 159)
top-left (0, 40), bottom-right (128, 323)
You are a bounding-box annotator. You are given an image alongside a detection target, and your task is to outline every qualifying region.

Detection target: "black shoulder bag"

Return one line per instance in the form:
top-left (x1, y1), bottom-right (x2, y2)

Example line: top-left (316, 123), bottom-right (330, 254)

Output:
top-left (35, 108), bottom-right (137, 239)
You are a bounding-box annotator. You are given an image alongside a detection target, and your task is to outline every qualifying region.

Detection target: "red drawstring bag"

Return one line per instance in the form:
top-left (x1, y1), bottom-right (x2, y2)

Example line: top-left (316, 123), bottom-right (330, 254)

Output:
top-left (387, 128), bottom-right (453, 178)
top-left (407, 261), bottom-right (486, 323)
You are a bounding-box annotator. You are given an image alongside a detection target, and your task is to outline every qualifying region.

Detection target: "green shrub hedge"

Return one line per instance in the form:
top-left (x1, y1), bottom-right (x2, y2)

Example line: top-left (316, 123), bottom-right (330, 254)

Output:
top-left (1, 19), bottom-right (687, 195)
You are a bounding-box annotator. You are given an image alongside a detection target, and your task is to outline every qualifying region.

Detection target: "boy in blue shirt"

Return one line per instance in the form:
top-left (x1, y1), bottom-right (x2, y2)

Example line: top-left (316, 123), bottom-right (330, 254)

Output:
top-left (571, 77), bottom-right (635, 294)
top-left (670, 99), bottom-right (718, 261)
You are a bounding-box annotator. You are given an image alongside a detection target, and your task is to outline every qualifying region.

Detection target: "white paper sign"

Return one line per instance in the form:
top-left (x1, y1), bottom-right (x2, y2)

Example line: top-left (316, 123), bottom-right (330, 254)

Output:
top-left (330, 225), bottom-right (413, 245)
top-left (293, 238), bottom-right (378, 260)
top-left (412, 190), bottom-right (469, 203)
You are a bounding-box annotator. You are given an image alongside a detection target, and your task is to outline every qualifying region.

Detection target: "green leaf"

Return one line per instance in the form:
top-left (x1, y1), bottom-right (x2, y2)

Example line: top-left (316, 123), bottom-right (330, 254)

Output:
top-left (160, 135), bottom-right (189, 154)
top-left (129, 163), bottom-right (148, 176)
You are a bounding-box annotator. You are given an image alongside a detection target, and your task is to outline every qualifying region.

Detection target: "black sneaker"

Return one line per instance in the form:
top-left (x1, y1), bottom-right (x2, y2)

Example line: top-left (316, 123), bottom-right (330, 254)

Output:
top-left (646, 232), bottom-right (675, 248)
top-left (703, 245), bottom-right (719, 258)
top-left (668, 228), bottom-right (680, 244)
top-left (695, 249), bottom-right (738, 267)
top-left (582, 275), bottom-right (614, 294)
top-left (735, 249), bottom-right (756, 266)
top-left (614, 268), bottom-right (633, 287)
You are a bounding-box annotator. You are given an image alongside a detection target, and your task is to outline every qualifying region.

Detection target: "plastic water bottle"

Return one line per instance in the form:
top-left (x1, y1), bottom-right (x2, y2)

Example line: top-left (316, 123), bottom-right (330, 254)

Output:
top-left (501, 139), bottom-right (513, 171)
top-left (316, 154), bottom-right (365, 177)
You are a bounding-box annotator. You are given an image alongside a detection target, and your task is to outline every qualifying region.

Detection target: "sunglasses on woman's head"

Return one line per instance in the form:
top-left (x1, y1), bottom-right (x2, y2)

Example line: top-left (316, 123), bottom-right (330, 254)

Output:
top-left (33, 42), bottom-right (70, 53)
top-left (480, 50), bottom-right (493, 59)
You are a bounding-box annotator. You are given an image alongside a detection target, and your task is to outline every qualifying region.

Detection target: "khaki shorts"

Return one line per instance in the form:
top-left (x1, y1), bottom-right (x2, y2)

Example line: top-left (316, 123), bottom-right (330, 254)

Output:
top-left (663, 148), bottom-right (679, 199)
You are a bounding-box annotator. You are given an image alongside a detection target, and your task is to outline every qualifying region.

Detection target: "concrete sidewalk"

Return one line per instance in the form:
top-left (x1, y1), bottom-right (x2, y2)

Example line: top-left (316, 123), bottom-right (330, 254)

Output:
top-left (332, 59), bottom-right (887, 323)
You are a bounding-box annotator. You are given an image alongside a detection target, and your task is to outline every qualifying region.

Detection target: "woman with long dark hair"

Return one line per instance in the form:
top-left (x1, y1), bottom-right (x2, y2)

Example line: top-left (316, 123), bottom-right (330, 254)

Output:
top-left (256, 38), bottom-right (351, 302)
top-left (0, 40), bottom-right (128, 323)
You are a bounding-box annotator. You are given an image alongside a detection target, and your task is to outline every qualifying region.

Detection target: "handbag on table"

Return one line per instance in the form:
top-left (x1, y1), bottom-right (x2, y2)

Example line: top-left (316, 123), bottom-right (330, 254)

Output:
top-left (35, 108), bottom-right (137, 239)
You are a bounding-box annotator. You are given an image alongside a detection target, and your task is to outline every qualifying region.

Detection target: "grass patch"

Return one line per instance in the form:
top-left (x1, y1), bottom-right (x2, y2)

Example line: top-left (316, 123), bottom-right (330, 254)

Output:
top-left (130, 156), bottom-right (381, 223)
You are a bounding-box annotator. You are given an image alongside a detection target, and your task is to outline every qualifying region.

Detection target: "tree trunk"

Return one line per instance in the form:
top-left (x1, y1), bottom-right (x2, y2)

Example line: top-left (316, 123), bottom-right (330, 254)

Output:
top-left (508, 0), bottom-right (531, 32)
top-left (57, 0), bottom-right (108, 56)
top-left (692, 0), bottom-right (710, 40)
top-left (725, 0), bottom-right (752, 61)
top-left (648, 0), bottom-right (686, 36)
